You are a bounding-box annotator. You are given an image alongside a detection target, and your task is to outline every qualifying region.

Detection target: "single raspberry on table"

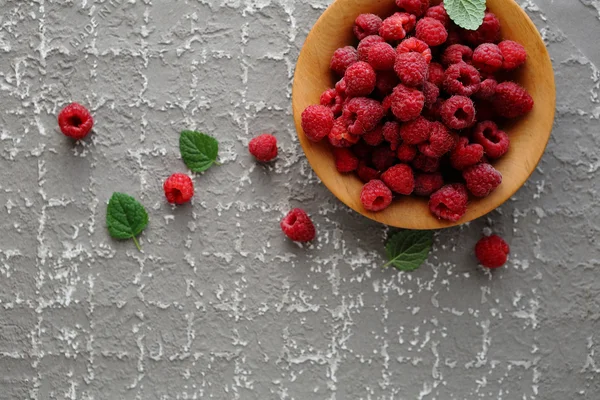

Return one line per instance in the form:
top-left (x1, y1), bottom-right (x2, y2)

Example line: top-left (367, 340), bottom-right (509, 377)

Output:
top-left (320, 88), bottom-right (344, 116)
top-left (333, 147), bottom-right (359, 173)
top-left (498, 40), bottom-right (527, 70)
top-left (375, 70), bottom-right (400, 95)
top-left (472, 121), bottom-right (510, 159)
top-left (429, 183), bottom-right (468, 222)
top-left (344, 61), bottom-right (377, 97)
top-left (399, 116), bottom-right (431, 145)
top-left (360, 179), bottom-right (393, 212)
top-left (395, 0), bottom-right (429, 17)
top-left (249, 133), bottom-right (278, 162)
top-left (367, 42), bottom-right (397, 71)
top-left (463, 163), bottom-right (502, 197)
top-left (397, 37), bottom-right (432, 64)
top-left (418, 121), bottom-right (454, 158)
top-left (381, 164), bottom-right (415, 195)
top-left (415, 17), bottom-right (448, 47)
top-left (382, 121), bottom-right (402, 150)
top-left (427, 62), bottom-right (445, 87)
top-left (363, 124), bottom-right (385, 146)
top-left (414, 172), bottom-right (444, 196)
top-left (330, 46), bottom-right (359, 76)
top-left (423, 81), bottom-right (439, 108)
top-left (493, 82), bottom-right (534, 118)
top-left (461, 12), bottom-right (501, 46)
top-left (390, 84), bottom-right (425, 122)
top-left (443, 62), bottom-right (481, 97)
top-left (475, 234), bottom-right (510, 268)
top-left (474, 77), bottom-right (498, 100)
top-left (281, 208), bottom-right (316, 242)
top-left (342, 97), bottom-right (385, 135)
top-left (441, 44), bottom-right (473, 66)
top-left (357, 161), bottom-right (381, 182)
top-left (379, 12), bottom-right (417, 42)
top-left (301, 105), bottom-right (334, 142)
top-left (357, 35), bottom-right (385, 61)
top-left (164, 173), bottom-right (194, 205)
top-left (354, 14), bottom-right (383, 40)
top-left (396, 143), bottom-right (417, 163)
top-left (58, 102), bottom-right (94, 140)
top-left (371, 146), bottom-right (397, 171)
top-left (394, 52), bottom-right (428, 87)
top-left (425, 4), bottom-right (450, 28)
top-left (450, 136), bottom-right (484, 170)
top-left (412, 154), bottom-right (440, 173)
top-left (472, 43), bottom-right (503, 73)
top-left (329, 117), bottom-right (360, 147)
top-left (440, 96), bottom-right (476, 130)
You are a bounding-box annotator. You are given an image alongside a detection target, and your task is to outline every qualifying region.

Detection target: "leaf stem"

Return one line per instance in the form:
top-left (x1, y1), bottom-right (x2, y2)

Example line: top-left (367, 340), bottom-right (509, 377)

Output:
top-left (132, 236), bottom-right (142, 252)
top-left (381, 260), bottom-right (393, 269)
top-left (214, 160), bottom-right (222, 166)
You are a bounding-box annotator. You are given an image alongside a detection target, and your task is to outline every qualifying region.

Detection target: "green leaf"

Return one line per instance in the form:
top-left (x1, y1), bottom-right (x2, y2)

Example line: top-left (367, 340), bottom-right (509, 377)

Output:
top-left (445, 0), bottom-right (486, 30)
top-left (383, 230), bottom-right (433, 271)
top-left (179, 130), bottom-right (219, 172)
top-left (106, 192), bottom-right (149, 251)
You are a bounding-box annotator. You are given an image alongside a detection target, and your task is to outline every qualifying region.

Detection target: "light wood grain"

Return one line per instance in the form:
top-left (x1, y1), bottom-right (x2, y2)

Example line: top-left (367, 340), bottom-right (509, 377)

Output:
top-left (292, 0), bottom-right (555, 230)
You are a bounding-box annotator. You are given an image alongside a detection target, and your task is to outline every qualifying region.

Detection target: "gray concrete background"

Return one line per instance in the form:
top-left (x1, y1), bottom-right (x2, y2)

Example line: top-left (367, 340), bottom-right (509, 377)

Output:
top-left (0, 0), bottom-right (599, 399)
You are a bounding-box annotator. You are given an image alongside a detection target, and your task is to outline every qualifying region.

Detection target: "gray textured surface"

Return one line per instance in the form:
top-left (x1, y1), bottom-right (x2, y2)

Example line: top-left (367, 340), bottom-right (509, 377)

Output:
top-left (0, 0), bottom-right (599, 399)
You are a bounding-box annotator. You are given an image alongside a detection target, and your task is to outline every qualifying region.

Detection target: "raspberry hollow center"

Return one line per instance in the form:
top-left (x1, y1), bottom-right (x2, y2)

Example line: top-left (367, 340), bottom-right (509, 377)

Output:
top-left (455, 108), bottom-right (469, 121)
top-left (373, 196), bottom-right (386, 207)
top-left (68, 116), bottom-right (83, 127)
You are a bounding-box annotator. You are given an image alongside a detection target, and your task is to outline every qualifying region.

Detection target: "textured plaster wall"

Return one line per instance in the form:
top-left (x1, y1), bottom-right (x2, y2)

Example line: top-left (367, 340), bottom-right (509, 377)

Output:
top-left (0, 0), bottom-right (599, 399)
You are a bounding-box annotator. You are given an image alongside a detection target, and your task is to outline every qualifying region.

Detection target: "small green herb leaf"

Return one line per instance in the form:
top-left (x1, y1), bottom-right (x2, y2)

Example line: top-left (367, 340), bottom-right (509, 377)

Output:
top-left (180, 130), bottom-right (219, 172)
top-left (383, 230), bottom-right (433, 271)
top-left (106, 192), bottom-right (149, 251)
top-left (445, 0), bottom-right (486, 30)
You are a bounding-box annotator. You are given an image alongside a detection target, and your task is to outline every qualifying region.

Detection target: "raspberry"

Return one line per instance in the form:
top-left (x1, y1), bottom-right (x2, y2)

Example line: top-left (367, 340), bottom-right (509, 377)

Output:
top-left (427, 62), bottom-right (445, 87)
top-left (58, 102), bottom-right (94, 140)
top-left (382, 95), bottom-right (393, 115)
top-left (445, 29), bottom-right (462, 46)
top-left (390, 84), bottom-right (425, 122)
top-left (396, 143), bottom-right (417, 162)
top-left (415, 17), bottom-right (448, 47)
top-left (301, 105), bottom-right (334, 142)
top-left (280, 208), bottom-right (316, 242)
top-left (357, 161), bottom-right (381, 182)
top-left (351, 141), bottom-right (373, 160)
top-left (367, 42), bottom-right (396, 71)
top-left (418, 121), bottom-right (454, 157)
top-left (412, 154), bottom-right (440, 172)
top-left (440, 96), bottom-right (476, 130)
top-left (397, 37), bottom-right (432, 64)
top-left (498, 40), bottom-right (527, 70)
top-left (360, 180), bottom-right (393, 212)
top-left (463, 163), bottom-right (502, 197)
top-left (450, 136), bottom-right (484, 170)
top-left (375, 71), bottom-right (400, 95)
top-left (395, 0), bottom-right (429, 17)
top-left (381, 164), bottom-right (415, 195)
top-left (414, 172), bottom-right (444, 196)
top-left (320, 88), bottom-right (344, 116)
top-left (163, 173), bottom-right (194, 205)
top-left (475, 235), bottom-right (509, 268)
top-left (357, 35), bottom-right (385, 61)
top-left (329, 117), bottom-right (360, 147)
top-left (399, 116), bottom-right (431, 145)
top-left (472, 121), bottom-right (510, 159)
top-left (394, 52), bottom-right (428, 87)
top-left (382, 121), bottom-right (402, 150)
top-left (344, 61), bottom-right (377, 97)
top-left (472, 43), bottom-right (503, 73)
top-left (425, 4), bottom-right (450, 28)
top-left (441, 44), bottom-right (473, 66)
top-left (443, 62), bottom-right (481, 96)
top-left (429, 184), bottom-right (468, 222)
top-left (354, 14), bottom-right (383, 40)
top-left (363, 124), bottom-right (385, 146)
top-left (379, 12), bottom-right (417, 42)
top-left (333, 147), bottom-right (359, 173)
top-left (342, 97), bottom-right (385, 135)
top-left (461, 12), bottom-right (501, 46)
top-left (492, 82), bottom-right (534, 118)
top-left (372, 146), bottom-right (397, 171)
top-left (335, 78), bottom-right (347, 96)
top-left (249, 133), bottom-right (278, 162)
top-left (423, 81), bottom-right (439, 108)
top-left (474, 77), bottom-right (497, 100)
top-left (330, 46), bottom-right (359, 76)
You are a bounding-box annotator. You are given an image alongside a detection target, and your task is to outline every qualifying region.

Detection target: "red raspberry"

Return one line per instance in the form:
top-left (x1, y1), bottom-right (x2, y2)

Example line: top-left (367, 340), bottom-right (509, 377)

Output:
top-left (441, 96), bottom-right (476, 130)
top-left (423, 81), bottom-right (439, 108)
top-left (475, 235), bottom-right (509, 268)
top-left (441, 44), bottom-right (473, 66)
top-left (399, 116), bottom-right (431, 144)
top-left (371, 146), bottom-right (397, 171)
top-left (301, 105), bottom-right (334, 142)
top-left (164, 173), bottom-right (194, 204)
top-left (463, 163), bottom-right (502, 197)
top-left (425, 4), bottom-right (450, 28)
top-left (414, 172), bottom-right (444, 196)
top-left (381, 164), bottom-right (415, 195)
top-left (498, 40), bottom-right (527, 70)
top-left (357, 161), bottom-right (381, 182)
top-left (445, 29), bottom-right (462, 46)
top-left (461, 12), bottom-right (501, 46)
top-left (335, 78), bottom-right (347, 96)
top-left (280, 208), bottom-right (316, 242)
top-left (493, 82), bottom-right (534, 118)
top-left (418, 121), bottom-right (454, 158)
top-left (375, 71), bottom-right (400, 95)
top-left (354, 14), bottom-right (383, 40)
top-left (342, 97), bottom-right (385, 135)
top-left (427, 62), bottom-right (445, 87)
top-left (443, 62), bottom-right (481, 96)
top-left (351, 141), bottom-right (373, 160)
top-left (249, 133), bottom-right (278, 162)
top-left (360, 180), bottom-right (393, 212)
top-left (472, 121), bottom-right (510, 159)
top-left (450, 136), bottom-right (484, 170)
top-left (396, 143), bottom-right (417, 162)
top-left (344, 61), bottom-right (377, 97)
top-left (395, 0), bottom-right (429, 17)
top-left (415, 17), bottom-right (448, 47)
top-left (382, 121), bottom-right (402, 150)
top-left (474, 99), bottom-right (495, 121)
top-left (333, 147), bottom-right (359, 173)
top-left (429, 184), bottom-right (468, 222)
top-left (382, 95), bottom-right (393, 115)
top-left (474, 77), bottom-right (497, 100)
top-left (394, 52), bottom-right (428, 87)
top-left (412, 154), bottom-right (440, 172)
top-left (390, 84), bottom-right (425, 122)
top-left (320, 88), bottom-right (344, 116)
top-left (329, 117), bottom-right (360, 147)
top-left (330, 46), bottom-right (359, 76)
top-left (472, 43), bottom-right (503, 73)
top-left (58, 102), bottom-right (94, 140)
top-left (357, 35), bottom-right (385, 61)
top-left (363, 124), bottom-right (385, 146)
top-left (379, 12), bottom-right (417, 42)
top-left (397, 37), bottom-right (432, 64)
top-left (367, 42), bottom-right (396, 70)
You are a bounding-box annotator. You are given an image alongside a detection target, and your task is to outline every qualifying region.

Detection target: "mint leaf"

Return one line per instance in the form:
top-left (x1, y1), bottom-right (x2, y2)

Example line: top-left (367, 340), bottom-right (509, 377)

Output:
top-left (445, 0), bottom-right (486, 30)
top-left (180, 130), bottom-right (219, 172)
top-left (106, 192), bottom-right (149, 251)
top-left (383, 230), bottom-right (433, 271)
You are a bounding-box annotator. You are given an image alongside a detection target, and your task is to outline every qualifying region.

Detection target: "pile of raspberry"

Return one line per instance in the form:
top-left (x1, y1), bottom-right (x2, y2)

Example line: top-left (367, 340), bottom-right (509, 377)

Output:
top-left (301, 0), bottom-right (533, 222)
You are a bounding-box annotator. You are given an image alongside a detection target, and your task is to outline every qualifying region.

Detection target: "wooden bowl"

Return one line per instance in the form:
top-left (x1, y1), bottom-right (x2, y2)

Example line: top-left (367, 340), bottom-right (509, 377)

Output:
top-left (292, 0), bottom-right (555, 229)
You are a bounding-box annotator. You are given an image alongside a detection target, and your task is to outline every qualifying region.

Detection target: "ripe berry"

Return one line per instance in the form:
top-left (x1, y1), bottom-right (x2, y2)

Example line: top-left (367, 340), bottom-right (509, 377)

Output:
top-left (423, 81), bottom-right (440, 108)
top-left (498, 40), bottom-right (527, 70)
top-left (429, 184), bottom-right (468, 222)
top-left (330, 46), bottom-right (359, 76)
top-left (367, 42), bottom-right (396, 71)
top-left (281, 208), bottom-right (316, 242)
top-left (360, 180), bottom-right (393, 212)
top-left (344, 61), bottom-right (377, 97)
top-left (492, 82), bottom-right (534, 118)
top-left (164, 173), bottom-right (194, 205)
top-left (381, 164), bottom-right (415, 195)
top-left (474, 77), bottom-right (498, 100)
top-left (425, 5), bottom-right (450, 28)
top-left (414, 172), bottom-right (444, 196)
top-left (249, 134), bottom-right (278, 162)
top-left (415, 17), bottom-right (448, 47)
top-left (58, 102), bottom-right (94, 140)
top-left (375, 70), bottom-right (400, 95)
top-left (427, 62), bottom-right (445, 87)
top-left (357, 161), bottom-right (381, 183)
top-left (382, 121), bottom-right (402, 150)
top-left (395, 0), bottom-right (429, 17)
top-left (333, 147), bottom-right (359, 173)
top-left (472, 43), bottom-right (503, 73)
top-left (397, 37), bottom-right (432, 64)
top-left (390, 84), bottom-right (425, 122)
top-left (450, 136), bottom-right (484, 170)
top-left (475, 234), bottom-right (510, 268)
top-left (442, 44), bottom-right (473, 66)
top-left (400, 116), bottom-right (431, 145)
top-left (440, 96), bottom-right (476, 130)
top-left (463, 163), bottom-right (503, 197)
top-left (396, 143), bottom-right (417, 163)
top-left (379, 12), bottom-right (416, 42)
top-left (371, 146), bottom-right (396, 171)
top-left (472, 121), bottom-right (510, 159)
top-left (418, 121), bottom-right (454, 158)
top-left (357, 35), bottom-right (385, 61)
top-left (342, 97), bottom-right (385, 135)
top-left (329, 118), bottom-right (360, 147)
top-left (320, 88), bottom-right (344, 116)
top-left (363, 124), bottom-right (385, 146)
top-left (461, 12), bottom-right (501, 46)
top-left (443, 62), bottom-right (481, 97)
top-left (354, 14), bottom-right (383, 40)
top-left (394, 52), bottom-right (428, 87)
top-left (301, 105), bottom-right (334, 142)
